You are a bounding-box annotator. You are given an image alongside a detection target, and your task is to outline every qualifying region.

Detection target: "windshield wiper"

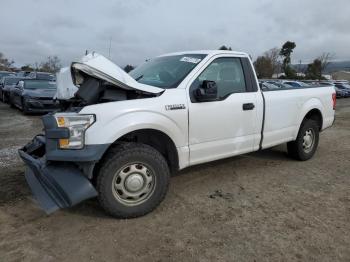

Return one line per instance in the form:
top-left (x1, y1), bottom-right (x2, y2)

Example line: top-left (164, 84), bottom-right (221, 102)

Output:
top-left (135, 75), bottom-right (143, 81)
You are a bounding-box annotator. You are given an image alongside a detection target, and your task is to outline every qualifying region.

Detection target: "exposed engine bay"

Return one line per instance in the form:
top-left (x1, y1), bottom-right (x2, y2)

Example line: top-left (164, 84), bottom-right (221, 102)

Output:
top-left (59, 70), bottom-right (159, 111)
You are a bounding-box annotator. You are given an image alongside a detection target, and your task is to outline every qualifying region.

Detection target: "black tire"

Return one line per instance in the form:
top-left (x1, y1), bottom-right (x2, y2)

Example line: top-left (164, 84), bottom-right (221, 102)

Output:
top-left (96, 142), bottom-right (170, 218)
top-left (21, 98), bottom-right (29, 114)
top-left (2, 92), bottom-right (7, 103)
top-left (287, 119), bottom-right (319, 161)
top-left (9, 96), bottom-right (15, 108)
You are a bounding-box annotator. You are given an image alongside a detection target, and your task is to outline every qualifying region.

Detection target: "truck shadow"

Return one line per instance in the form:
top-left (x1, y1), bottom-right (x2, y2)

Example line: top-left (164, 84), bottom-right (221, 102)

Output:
top-left (175, 145), bottom-right (290, 177)
top-left (60, 146), bottom-right (291, 219)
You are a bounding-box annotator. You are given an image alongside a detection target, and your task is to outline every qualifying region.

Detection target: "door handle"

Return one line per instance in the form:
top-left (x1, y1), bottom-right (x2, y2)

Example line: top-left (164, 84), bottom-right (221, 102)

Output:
top-left (242, 103), bottom-right (255, 111)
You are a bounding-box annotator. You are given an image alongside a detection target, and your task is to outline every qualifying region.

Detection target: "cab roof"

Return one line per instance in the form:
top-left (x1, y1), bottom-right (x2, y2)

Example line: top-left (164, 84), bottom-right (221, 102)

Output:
top-left (159, 50), bottom-right (249, 57)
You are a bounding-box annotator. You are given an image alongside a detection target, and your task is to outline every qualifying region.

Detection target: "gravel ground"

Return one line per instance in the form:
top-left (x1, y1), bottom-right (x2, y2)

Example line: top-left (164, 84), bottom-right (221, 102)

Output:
top-left (0, 99), bottom-right (349, 262)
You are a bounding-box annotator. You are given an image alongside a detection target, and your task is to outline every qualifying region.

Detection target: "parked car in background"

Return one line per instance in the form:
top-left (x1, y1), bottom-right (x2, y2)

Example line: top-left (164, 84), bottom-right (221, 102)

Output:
top-left (335, 82), bottom-right (350, 90)
top-left (282, 81), bottom-right (310, 88)
top-left (16, 71), bottom-right (32, 77)
top-left (320, 82), bottom-right (348, 98)
top-left (259, 81), bottom-right (280, 90)
top-left (334, 83), bottom-right (350, 97)
top-left (258, 80), bottom-right (296, 90)
top-left (333, 80), bottom-right (349, 85)
top-left (334, 86), bottom-right (349, 98)
top-left (266, 80), bottom-right (294, 88)
top-left (0, 77), bottom-right (5, 99)
top-left (1, 76), bottom-right (26, 102)
top-left (28, 71), bottom-right (56, 81)
top-left (10, 79), bottom-right (58, 113)
top-left (0, 71), bottom-right (15, 78)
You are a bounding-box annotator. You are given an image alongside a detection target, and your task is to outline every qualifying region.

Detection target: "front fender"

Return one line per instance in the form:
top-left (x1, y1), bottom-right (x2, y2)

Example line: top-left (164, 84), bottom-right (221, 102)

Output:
top-left (84, 110), bottom-right (187, 147)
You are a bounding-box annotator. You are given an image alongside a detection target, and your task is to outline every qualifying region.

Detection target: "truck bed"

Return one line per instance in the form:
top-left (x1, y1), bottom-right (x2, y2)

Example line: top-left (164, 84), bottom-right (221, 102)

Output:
top-left (260, 85), bottom-right (335, 149)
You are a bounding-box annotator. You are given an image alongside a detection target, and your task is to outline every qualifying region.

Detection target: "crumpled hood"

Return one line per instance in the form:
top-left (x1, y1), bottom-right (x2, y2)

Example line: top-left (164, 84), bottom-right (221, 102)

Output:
top-left (55, 53), bottom-right (163, 100)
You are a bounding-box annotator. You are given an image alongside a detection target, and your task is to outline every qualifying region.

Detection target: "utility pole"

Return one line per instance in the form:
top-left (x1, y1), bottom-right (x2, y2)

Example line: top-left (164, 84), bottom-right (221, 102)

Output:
top-left (108, 37), bottom-right (112, 59)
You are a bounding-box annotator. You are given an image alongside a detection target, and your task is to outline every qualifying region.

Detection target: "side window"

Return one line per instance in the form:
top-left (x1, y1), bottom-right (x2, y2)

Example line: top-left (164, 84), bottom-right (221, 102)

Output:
top-left (192, 57), bottom-right (246, 99)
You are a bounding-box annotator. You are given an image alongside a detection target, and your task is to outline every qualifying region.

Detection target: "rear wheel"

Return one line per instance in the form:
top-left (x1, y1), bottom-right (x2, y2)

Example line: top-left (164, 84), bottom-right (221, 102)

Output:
top-left (9, 95), bottom-right (15, 108)
top-left (96, 143), bottom-right (170, 218)
top-left (287, 119), bottom-right (319, 161)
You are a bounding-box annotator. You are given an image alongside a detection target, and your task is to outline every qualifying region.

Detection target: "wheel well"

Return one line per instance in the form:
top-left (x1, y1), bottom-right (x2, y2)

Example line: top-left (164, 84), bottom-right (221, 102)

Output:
top-left (115, 129), bottom-right (179, 174)
top-left (304, 109), bottom-right (323, 130)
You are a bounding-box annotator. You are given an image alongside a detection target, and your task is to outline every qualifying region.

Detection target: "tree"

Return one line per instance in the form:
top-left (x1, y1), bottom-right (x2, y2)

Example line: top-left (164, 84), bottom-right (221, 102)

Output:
top-left (0, 52), bottom-right (14, 71)
top-left (218, 45), bottom-right (232, 50)
top-left (280, 41), bottom-right (296, 78)
top-left (21, 64), bottom-right (35, 71)
top-left (264, 47), bottom-right (281, 75)
top-left (123, 64), bottom-right (135, 73)
top-left (318, 52), bottom-right (334, 74)
top-left (305, 59), bottom-right (323, 80)
top-left (254, 56), bottom-right (274, 78)
top-left (39, 56), bottom-right (61, 73)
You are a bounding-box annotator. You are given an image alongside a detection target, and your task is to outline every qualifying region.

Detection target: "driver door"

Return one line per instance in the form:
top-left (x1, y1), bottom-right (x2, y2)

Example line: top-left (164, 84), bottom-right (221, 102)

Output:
top-left (188, 56), bottom-right (259, 165)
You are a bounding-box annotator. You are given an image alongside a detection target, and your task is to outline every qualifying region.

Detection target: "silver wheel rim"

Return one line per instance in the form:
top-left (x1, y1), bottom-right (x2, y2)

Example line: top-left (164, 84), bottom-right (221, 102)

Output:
top-left (112, 163), bottom-right (156, 206)
top-left (302, 128), bottom-right (315, 153)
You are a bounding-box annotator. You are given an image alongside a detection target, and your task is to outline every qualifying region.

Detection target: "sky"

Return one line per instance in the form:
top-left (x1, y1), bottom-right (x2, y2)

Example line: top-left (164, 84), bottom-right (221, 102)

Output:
top-left (0, 0), bottom-right (349, 68)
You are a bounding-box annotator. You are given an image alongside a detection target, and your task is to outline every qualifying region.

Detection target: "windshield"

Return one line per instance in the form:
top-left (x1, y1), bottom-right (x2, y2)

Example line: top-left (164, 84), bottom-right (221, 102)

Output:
top-left (24, 80), bottom-right (56, 89)
top-left (299, 82), bottom-right (309, 87)
top-left (36, 73), bottom-right (55, 80)
top-left (129, 54), bottom-right (206, 88)
top-left (5, 77), bottom-right (22, 85)
top-left (338, 84), bottom-right (350, 89)
top-left (0, 72), bottom-right (14, 78)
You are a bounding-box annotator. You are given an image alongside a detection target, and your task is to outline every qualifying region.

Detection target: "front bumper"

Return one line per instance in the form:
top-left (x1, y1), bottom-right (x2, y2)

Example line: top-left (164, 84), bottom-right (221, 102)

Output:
top-left (24, 98), bottom-right (60, 112)
top-left (18, 135), bottom-right (98, 214)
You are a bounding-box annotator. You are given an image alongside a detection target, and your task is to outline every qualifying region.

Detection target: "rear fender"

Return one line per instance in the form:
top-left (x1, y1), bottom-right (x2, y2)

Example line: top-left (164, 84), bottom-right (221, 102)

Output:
top-left (294, 98), bottom-right (323, 138)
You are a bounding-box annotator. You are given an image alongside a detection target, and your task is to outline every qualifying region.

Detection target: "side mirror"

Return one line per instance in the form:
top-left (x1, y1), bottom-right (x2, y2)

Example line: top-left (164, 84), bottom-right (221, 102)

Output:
top-left (194, 80), bottom-right (218, 102)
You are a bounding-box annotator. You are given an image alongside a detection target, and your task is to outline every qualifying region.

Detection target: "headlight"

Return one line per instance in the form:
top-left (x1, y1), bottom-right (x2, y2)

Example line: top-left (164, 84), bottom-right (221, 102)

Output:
top-left (54, 113), bottom-right (95, 149)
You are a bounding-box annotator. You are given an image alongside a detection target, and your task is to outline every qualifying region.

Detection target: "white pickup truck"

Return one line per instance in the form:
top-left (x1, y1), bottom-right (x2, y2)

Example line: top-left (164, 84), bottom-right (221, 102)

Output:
top-left (19, 50), bottom-right (336, 218)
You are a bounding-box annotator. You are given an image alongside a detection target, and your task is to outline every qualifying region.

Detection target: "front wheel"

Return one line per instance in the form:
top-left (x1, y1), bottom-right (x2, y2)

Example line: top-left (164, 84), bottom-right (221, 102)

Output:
top-left (287, 119), bottom-right (319, 161)
top-left (21, 98), bottom-right (29, 114)
top-left (2, 92), bottom-right (7, 103)
top-left (96, 143), bottom-right (170, 218)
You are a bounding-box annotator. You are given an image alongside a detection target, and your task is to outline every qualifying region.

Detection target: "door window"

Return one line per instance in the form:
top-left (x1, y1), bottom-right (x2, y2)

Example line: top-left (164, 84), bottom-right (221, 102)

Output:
top-left (191, 57), bottom-right (247, 100)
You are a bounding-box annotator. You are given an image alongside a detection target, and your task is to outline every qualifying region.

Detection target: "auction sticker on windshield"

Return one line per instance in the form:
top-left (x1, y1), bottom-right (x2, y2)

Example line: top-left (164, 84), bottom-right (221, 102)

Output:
top-left (180, 57), bottom-right (202, 64)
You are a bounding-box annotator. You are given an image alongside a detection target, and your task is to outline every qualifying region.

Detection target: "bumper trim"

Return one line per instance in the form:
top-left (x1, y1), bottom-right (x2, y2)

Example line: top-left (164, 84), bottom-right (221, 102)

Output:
top-left (18, 142), bottom-right (98, 214)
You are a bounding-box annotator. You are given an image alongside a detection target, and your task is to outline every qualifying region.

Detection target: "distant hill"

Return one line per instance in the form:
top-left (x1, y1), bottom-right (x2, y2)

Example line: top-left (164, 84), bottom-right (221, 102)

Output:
top-left (292, 61), bottom-right (350, 73)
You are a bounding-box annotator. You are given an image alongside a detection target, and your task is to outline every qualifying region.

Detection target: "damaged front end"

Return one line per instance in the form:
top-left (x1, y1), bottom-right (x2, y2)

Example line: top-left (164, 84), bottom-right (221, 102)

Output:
top-left (19, 136), bottom-right (98, 214)
top-left (18, 113), bottom-right (110, 214)
top-left (56, 52), bottom-right (164, 110)
top-left (19, 52), bottom-right (164, 214)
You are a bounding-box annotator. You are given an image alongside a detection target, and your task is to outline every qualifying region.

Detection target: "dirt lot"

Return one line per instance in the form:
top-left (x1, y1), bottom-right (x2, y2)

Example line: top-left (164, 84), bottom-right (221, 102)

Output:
top-left (0, 99), bottom-right (349, 262)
